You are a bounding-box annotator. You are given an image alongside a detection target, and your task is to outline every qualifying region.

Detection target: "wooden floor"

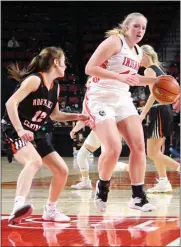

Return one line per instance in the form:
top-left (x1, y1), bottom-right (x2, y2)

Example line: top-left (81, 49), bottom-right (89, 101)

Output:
top-left (1, 156), bottom-right (180, 247)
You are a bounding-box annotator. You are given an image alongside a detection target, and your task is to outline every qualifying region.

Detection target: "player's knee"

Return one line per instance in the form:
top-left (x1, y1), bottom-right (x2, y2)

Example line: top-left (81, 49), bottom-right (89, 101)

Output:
top-left (108, 147), bottom-right (121, 162)
top-left (28, 159), bottom-right (43, 170)
top-left (77, 146), bottom-right (91, 170)
top-left (130, 140), bottom-right (145, 154)
top-left (61, 165), bottom-right (69, 177)
top-left (56, 164), bottom-right (69, 177)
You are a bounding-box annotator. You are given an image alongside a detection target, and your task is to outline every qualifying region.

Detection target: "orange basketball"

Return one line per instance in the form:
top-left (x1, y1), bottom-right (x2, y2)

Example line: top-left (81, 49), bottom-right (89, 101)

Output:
top-left (152, 75), bottom-right (180, 104)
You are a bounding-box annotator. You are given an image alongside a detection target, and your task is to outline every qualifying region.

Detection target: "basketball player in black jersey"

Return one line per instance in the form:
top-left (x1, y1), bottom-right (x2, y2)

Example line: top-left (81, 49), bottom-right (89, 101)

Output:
top-left (139, 45), bottom-right (180, 193)
top-left (2, 47), bottom-right (89, 224)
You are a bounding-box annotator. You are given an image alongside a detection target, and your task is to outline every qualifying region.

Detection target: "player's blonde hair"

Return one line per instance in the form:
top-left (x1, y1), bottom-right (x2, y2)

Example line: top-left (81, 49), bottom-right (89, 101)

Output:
top-left (141, 44), bottom-right (162, 69)
top-left (105, 12), bottom-right (147, 37)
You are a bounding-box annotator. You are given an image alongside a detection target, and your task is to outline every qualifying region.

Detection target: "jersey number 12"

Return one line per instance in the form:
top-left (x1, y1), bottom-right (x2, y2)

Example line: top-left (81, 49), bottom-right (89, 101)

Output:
top-left (32, 111), bottom-right (47, 122)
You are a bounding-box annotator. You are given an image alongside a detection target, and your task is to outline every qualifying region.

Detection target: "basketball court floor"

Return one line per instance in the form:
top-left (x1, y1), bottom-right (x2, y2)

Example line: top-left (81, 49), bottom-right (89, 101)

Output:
top-left (1, 156), bottom-right (180, 246)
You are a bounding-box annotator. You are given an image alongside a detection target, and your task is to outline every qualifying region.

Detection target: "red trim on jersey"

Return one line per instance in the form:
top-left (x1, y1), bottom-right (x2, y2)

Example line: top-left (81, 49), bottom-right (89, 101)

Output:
top-left (119, 70), bottom-right (130, 74)
top-left (84, 87), bottom-right (96, 129)
top-left (39, 72), bottom-right (54, 90)
top-left (92, 60), bottom-right (108, 83)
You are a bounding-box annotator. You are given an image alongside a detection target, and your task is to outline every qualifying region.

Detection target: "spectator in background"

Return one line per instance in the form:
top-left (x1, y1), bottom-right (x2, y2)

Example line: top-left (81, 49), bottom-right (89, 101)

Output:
top-left (60, 101), bottom-right (66, 111)
top-left (7, 36), bottom-right (20, 48)
top-left (72, 132), bottom-right (85, 158)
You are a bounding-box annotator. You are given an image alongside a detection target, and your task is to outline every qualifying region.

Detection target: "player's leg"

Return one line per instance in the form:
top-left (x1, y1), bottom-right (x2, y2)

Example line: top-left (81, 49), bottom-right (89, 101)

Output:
top-left (42, 152), bottom-right (70, 222)
top-left (9, 142), bottom-right (43, 224)
top-left (35, 135), bottom-right (70, 222)
top-left (147, 137), bottom-right (178, 193)
top-left (117, 115), bottom-right (156, 211)
top-left (93, 119), bottom-right (122, 212)
top-left (71, 131), bottom-right (101, 189)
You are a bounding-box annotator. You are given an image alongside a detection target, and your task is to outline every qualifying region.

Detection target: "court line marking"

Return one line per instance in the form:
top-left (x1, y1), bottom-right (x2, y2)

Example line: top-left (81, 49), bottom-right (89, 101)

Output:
top-left (1, 199), bottom-right (180, 205)
top-left (6, 225), bottom-right (162, 231)
top-left (166, 237), bottom-right (180, 246)
top-left (1, 215), bottom-right (179, 220)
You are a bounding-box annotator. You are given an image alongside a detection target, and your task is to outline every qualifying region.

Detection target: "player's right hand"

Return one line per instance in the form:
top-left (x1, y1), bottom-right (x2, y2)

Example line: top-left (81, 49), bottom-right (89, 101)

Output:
top-left (17, 129), bottom-right (34, 142)
top-left (120, 74), bottom-right (139, 86)
top-left (70, 130), bottom-right (76, 139)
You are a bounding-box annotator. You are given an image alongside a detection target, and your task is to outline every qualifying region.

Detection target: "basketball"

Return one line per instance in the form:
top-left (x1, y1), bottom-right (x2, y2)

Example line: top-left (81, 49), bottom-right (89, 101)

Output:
top-left (152, 75), bottom-right (180, 104)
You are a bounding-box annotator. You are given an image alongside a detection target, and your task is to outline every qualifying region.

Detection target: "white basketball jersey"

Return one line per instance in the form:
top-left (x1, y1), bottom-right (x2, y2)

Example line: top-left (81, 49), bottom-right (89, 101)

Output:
top-left (90, 34), bottom-right (143, 92)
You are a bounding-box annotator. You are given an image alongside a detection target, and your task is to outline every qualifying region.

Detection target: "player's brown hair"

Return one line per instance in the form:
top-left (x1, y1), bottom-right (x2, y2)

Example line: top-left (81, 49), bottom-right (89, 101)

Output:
top-left (7, 47), bottom-right (65, 82)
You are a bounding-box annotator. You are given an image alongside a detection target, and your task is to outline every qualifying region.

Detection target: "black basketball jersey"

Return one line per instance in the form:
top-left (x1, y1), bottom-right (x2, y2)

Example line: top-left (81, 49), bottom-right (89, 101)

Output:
top-left (146, 65), bottom-right (173, 138)
top-left (3, 72), bottom-right (59, 132)
top-left (149, 65), bottom-right (164, 77)
top-left (145, 65), bottom-right (165, 104)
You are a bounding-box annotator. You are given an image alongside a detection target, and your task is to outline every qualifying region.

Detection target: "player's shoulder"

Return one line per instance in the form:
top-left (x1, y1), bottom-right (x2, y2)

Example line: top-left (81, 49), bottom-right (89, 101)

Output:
top-left (135, 44), bottom-right (143, 56)
top-left (144, 67), bottom-right (157, 76)
top-left (105, 34), bottom-right (124, 47)
top-left (21, 74), bottom-right (41, 92)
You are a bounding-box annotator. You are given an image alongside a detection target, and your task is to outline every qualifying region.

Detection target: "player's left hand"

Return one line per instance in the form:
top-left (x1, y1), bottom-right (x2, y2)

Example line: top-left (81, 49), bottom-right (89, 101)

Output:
top-left (77, 114), bottom-right (89, 122)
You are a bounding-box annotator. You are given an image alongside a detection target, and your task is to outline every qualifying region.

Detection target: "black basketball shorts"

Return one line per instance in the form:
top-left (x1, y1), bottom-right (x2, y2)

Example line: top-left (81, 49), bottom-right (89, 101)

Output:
top-left (1, 122), bottom-right (55, 161)
top-left (147, 105), bottom-right (173, 139)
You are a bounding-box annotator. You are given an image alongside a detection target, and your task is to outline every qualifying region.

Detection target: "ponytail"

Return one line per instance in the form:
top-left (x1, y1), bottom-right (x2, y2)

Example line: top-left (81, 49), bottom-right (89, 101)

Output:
top-left (141, 44), bottom-right (163, 70)
top-left (7, 46), bottom-right (64, 82)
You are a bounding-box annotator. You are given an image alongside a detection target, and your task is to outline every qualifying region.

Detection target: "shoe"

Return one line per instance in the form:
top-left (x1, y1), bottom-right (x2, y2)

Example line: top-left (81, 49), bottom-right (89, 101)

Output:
top-left (42, 205), bottom-right (70, 222)
top-left (147, 179), bottom-right (172, 193)
top-left (128, 197), bottom-right (157, 212)
top-left (71, 179), bottom-right (92, 190)
top-left (8, 204), bottom-right (33, 225)
top-left (113, 162), bottom-right (129, 172)
top-left (176, 165), bottom-right (180, 173)
top-left (94, 180), bottom-right (109, 212)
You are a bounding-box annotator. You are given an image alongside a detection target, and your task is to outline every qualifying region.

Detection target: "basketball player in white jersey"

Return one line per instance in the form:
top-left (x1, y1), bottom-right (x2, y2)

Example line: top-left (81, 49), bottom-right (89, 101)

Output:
top-left (85, 13), bottom-right (160, 212)
top-left (70, 78), bottom-right (128, 190)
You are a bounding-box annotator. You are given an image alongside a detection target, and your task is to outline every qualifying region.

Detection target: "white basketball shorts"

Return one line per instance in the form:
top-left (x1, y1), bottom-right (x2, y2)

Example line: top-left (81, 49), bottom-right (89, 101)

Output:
top-left (85, 84), bottom-right (138, 129)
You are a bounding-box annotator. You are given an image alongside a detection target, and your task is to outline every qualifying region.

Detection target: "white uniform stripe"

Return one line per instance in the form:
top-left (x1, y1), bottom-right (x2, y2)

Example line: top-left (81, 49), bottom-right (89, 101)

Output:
top-left (14, 140), bottom-right (19, 150)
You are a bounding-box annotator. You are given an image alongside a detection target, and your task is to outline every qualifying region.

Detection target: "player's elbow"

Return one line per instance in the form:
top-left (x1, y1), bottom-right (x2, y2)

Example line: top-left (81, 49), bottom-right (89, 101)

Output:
top-left (85, 63), bottom-right (93, 75)
top-left (6, 98), bottom-right (16, 110)
top-left (50, 112), bottom-right (58, 121)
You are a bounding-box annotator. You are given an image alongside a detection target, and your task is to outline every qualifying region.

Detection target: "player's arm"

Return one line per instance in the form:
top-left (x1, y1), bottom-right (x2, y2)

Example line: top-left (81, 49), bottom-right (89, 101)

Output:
top-left (5, 76), bottom-right (41, 133)
top-left (50, 102), bottom-right (89, 122)
top-left (70, 99), bottom-right (87, 139)
top-left (50, 86), bottom-right (89, 122)
top-left (70, 121), bottom-right (85, 139)
top-left (137, 72), bottom-right (158, 86)
top-left (172, 94), bottom-right (180, 113)
top-left (139, 68), bottom-right (157, 120)
top-left (72, 121), bottom-right (85, 133)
